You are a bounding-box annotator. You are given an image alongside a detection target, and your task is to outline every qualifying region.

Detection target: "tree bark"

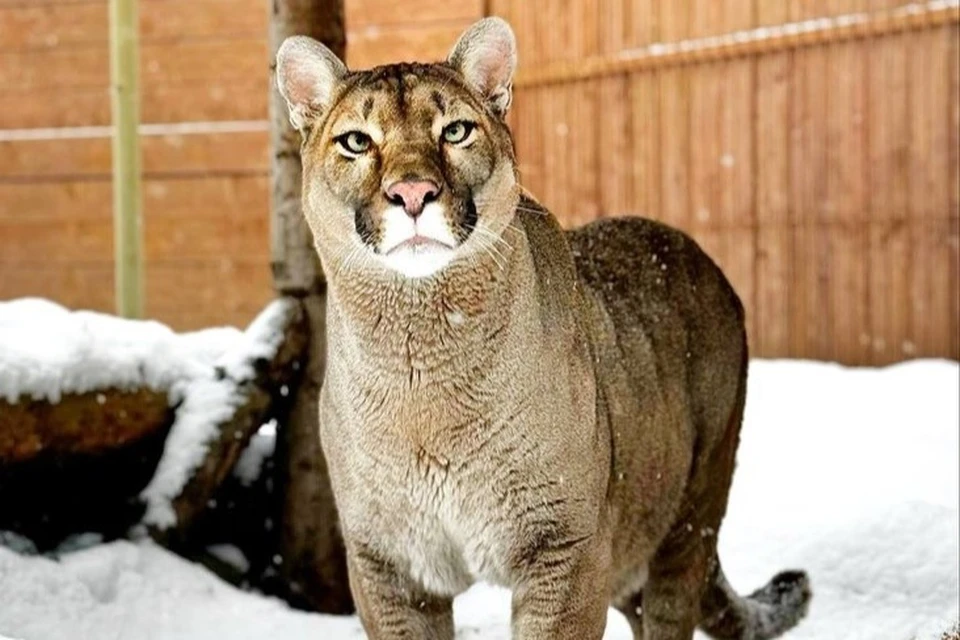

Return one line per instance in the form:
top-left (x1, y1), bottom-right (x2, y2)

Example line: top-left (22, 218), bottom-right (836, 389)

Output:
top-left (268, 0), bottom-right (352, 614)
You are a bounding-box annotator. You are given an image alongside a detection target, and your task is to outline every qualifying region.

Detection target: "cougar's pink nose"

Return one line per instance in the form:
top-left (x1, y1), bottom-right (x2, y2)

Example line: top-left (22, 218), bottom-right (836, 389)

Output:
top-left (384, 179), bottom-right (440, 219)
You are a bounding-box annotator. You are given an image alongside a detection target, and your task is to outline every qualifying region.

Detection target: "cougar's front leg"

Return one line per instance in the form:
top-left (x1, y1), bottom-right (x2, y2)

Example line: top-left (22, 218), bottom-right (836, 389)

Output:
top-left (509, 525), bottom-right (612, 640)
top-left (346, 542), bottom-right (454, 640)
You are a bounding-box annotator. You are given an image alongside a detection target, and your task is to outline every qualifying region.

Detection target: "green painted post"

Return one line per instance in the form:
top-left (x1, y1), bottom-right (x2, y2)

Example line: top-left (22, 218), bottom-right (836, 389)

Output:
top-left (109, 0), bottom-right (144, 318)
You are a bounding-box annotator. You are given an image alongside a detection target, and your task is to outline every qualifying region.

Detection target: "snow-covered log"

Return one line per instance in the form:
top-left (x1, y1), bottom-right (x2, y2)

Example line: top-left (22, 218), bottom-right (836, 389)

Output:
top-left (0, 297), bottom-right (310, 557)
top-left (0, 388), bottom-right (171, 463)
top-left (141, 298), bottom-right (308, 544)
top-left (0, 297), bottom-right (231, 548)
top-left (185, 422), bottom-right (282, 590)
top-left (0, 388), bottom-right (172, 548)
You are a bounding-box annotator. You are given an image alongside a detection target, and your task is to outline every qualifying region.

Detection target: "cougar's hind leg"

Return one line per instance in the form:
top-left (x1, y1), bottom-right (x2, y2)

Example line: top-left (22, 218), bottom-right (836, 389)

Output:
top-left (640, 514), bottom-right (713, 640)
top-left (640, 391), bottom-right (738, 639)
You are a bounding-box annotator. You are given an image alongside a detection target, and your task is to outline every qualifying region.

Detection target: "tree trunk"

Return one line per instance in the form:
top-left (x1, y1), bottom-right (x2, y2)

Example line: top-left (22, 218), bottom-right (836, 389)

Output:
top-left (268, 0), bottom-right (352, 614)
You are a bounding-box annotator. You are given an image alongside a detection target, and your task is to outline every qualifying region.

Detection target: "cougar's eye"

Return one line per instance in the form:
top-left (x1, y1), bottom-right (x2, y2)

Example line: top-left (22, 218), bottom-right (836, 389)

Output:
top-left (335, 131), bottom-right (372, 156)
top-left (442, 121), bottom-right (476, 145)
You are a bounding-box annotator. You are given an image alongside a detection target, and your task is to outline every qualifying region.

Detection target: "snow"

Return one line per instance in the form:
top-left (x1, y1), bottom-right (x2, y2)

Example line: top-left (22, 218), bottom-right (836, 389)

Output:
top-left (0, 298), bottom-right (240, 404)
top-left (234, 420), bottom-right (278, 487)
top-left (617, 0), bottom-right (958, 65)
top-left (896, 0), bottom-right (960, 16)
top-left (140, 299), bottom-right (295, 528)
top-left (1, 359), bottom-right (957, 639)
top-left (206, 544), bottom-right (251, 575)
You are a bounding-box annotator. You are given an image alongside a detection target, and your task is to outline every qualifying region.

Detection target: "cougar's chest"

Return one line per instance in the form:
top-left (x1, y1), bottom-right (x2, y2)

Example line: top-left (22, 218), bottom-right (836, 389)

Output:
top-left (377, 441), bottom-right (511, 597)
top-left (343, 377), bottom-right (514, 596)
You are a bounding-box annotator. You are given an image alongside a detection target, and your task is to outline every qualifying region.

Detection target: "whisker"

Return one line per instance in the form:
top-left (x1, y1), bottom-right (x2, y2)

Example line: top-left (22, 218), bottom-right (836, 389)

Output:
top-left (471, 224), bottom-right (510, 245)
top-left (513, 206), bottom-right (549, 216)
top-left (335, 243), bottom-right (366, 278)
top-left (472, 228), bottom-right (511, 263)
top-left (471, 223), bottom-right (507, 243)
top-left (483, 247), bottom-right (506, 273)
top-left (334, 250), bottom-right (352, 278)
top-left (474, 235), bottom-right (505, 272)
top-left (479, 241), bottom-right (508, 268)
top-left (473, 197), bottom-right (548, 217)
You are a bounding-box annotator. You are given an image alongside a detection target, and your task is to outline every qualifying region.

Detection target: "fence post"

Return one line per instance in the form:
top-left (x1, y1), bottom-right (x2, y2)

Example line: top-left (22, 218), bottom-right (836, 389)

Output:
top-left (109, 0), bottom-right (144, 318)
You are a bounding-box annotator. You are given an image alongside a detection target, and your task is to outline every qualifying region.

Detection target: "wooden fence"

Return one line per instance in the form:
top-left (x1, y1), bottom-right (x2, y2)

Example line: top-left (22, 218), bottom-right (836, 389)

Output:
top-left (498, 0), bottom-right (959, 365)
top-left (0, 0), bottom-right (956, 365)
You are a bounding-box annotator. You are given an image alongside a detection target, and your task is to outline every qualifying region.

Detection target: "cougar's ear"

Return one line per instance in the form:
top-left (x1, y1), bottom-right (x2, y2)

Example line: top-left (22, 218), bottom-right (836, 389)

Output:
top-left (275, 36), bottom-right (348, 131)
top-left (447, 17), bottom-right (517, 117)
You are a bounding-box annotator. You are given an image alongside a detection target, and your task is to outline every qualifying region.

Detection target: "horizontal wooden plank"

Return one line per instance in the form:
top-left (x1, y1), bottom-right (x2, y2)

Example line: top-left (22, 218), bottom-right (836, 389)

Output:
top-left (0, 2), bottom-right (105, 50)
top-left (346, 0), bottom-right (482, 28)
top-left (0, 175), bottom-right (269, 219)
top-left (0, 209), bottom-right (269, 262)
top-left (0, 216), bottom-right (112, 261)
top-left (0, 262), bottom-right (115, 312)
top-left (142, 174), bottom-right (269, 219)
top-left (0, 23), bottom-right (461, 127)
top-left (0, 0), bottom-right (265, 51)
top-left (346, 20), bottom-right (474, 69)
top-left (0, 0), bottom-right (101, 5)
top-left (0, 0), bottom-right (271, 127)
top-left (1, 22), bottom-right (464, 93)
top-left (0, 260), bottom-right (274, 331)
top-left (0, 179), bottom-right (108, 218)
top-left (145, 260), bottom-right (273, 315)
top-left (145, 214), bottom-right (269, 262)
top-left (1, 37), bottom-right (267, 91)
top-left (0, 131), bottom-right (269, 178)
top-left (0, 0), bottom-right (478, 52)
top-left (0, 77), bottom-right (268, 129)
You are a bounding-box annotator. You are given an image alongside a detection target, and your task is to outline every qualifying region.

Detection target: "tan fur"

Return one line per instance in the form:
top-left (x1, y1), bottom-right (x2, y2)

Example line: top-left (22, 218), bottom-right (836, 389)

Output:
top-left (276, 18), bottom-right (810, 640)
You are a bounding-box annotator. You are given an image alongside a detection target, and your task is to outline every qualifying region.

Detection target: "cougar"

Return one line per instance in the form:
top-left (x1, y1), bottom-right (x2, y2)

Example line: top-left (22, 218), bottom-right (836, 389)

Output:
top-left (275, 17), bottom-right (811, 640)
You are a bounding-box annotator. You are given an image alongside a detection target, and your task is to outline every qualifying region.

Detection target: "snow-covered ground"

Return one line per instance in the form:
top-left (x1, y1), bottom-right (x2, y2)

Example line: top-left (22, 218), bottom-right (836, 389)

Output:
top-left (1, 359), bottom-right (957, 639)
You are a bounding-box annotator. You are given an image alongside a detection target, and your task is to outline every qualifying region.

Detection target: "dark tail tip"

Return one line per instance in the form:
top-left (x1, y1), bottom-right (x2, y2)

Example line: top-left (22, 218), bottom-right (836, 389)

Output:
top-left (748, 570), bottom-right (813, 639)
top-left (753, 570), bottom-right (811, 604)
top-left (700, 569), bottom-right (812, 640)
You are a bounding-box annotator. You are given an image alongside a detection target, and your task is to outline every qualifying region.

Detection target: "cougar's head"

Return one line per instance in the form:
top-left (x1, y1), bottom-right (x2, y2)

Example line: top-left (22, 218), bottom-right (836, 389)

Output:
top-left (276, 18), bottom-right (519, 280)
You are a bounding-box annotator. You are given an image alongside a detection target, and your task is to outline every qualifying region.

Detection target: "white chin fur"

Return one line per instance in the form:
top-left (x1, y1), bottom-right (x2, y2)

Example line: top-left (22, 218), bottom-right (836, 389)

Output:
top-left (379, 203), bottom-right (459, 279)
top-left (382, 245), bottom-right (455, 278)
